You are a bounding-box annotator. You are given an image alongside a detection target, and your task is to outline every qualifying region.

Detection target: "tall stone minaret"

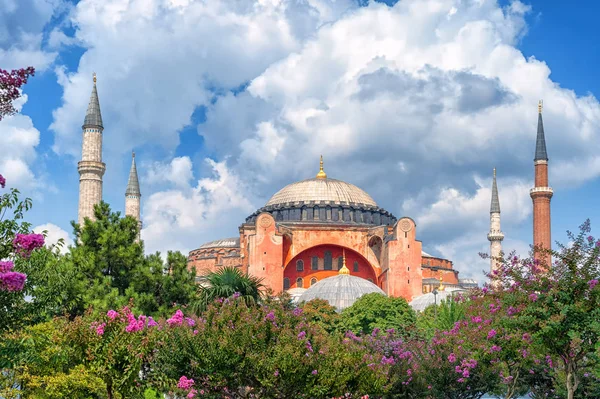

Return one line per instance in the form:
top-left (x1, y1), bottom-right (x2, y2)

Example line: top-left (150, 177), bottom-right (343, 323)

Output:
top-left (78, 73), bottom-right (106, 225)
top-left (487, 168), bottom-right (504, 278)
top-left (125, 151), bottom-right (142, 239)
top-left (530, 100), bottom-right (553, 268)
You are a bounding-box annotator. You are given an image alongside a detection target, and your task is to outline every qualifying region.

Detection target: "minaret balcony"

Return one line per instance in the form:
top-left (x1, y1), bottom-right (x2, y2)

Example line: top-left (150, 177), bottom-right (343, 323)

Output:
top-left (529, 186), bottom-right (553, 196)
top-left (487, 232), bottom-right (505, 241)
top-left (78, 160), bottom-right (106, 175)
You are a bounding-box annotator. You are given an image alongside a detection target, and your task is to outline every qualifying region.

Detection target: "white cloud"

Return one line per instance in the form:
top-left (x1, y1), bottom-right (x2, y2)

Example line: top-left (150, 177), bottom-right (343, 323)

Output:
top-left (144, 156), bottom-right (194, 188)
top-left (0, 95), bottom-right (41, 191)
top-left (141, 158), bottom-right (255, 255)
top-left (0, 0), bottom-right (68, 70)
top-left (33, 223), bottom-right (73, 254)
top-left (48, 0), bottom-right (600, 285)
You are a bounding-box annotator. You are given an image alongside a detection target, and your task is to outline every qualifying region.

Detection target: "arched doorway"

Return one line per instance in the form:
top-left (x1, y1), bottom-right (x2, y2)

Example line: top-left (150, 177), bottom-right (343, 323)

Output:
top-left (283, 244), bottom-right (378, 290)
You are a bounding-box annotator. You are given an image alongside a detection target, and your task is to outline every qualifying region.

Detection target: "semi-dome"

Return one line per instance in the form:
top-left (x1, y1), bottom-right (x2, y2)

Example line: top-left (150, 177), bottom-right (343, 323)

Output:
top-left (266, 177), bottom-right (377, 208)
top-left (298, 256), bottom-right (386, 311)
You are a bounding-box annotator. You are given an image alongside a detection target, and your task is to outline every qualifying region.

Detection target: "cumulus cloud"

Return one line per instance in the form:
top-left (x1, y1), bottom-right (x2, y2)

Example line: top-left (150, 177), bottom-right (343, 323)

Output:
top-left (33, 223), bottom-right (73, 254)
top-left (0, 95), bottom-right (42, 191)
top-left (141, 158), bottom-right (255, 256)
top-left (49, 0), bottom-right (600, 284)
top-left (0, 0), bottom-right (68, 70)
top-left (49, 0), bottom-right (356, 157)
top-left (144, 156), bottom-right (194, 188)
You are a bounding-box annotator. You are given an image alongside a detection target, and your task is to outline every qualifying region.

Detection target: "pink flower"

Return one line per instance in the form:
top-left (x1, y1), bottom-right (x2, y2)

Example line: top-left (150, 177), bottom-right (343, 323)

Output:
top-left (448, 353), bottom-right (456, 363)
top-left (529, 293), bottom-right (538, 302)
top-left (185, 317), bottom-right (195, 327)
top-left (167, 309), bottom-right (185, 326)
top-left (0, 174), bottom-right (5, 188)
top-left (588, 279), bottom-right (599, 290)
top-left (292, 307), bottom-right (303, 316)
top-left (0, 271), bottom-right (27, 291)
top-left (298, 331), bottom-right (306, 340)
top-left (12, 233), bottom-right (45, 258)
top-left (177, 376), bottom-right (195, 390)
top-left (96, 323), bottom-right (106, 336)
top-left (265, 311), bottom-right (275, 321)
top-left (311, 370), bottom-right (318, 375)
top-left (147, 317), bottom-right (158, 327)
top-left (0, 261), bottom-right (14, 273)
top-left (187, 389), bottom-right (197, 398)
top-left (107, 310), bottom-right (118, 319)
top-left (487, 329), bottom-right (497, 339)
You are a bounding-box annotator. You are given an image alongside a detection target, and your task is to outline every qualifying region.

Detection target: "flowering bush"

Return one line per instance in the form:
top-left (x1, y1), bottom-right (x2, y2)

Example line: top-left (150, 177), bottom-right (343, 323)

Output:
top-left (0, 67), bottom-right (35, 121)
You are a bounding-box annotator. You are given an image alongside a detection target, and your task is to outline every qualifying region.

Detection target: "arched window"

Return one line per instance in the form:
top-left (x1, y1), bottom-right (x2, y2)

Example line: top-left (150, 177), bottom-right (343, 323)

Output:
top-left (311, 256), bottom-right (318, 270)
top-left (296, 259), bottom-right (304, 271)
top-left (296, 277), bottom-right (304, 288)
top-left (353, 261), bottom-right (359, 272)
top-left (324, 251), bottom-right (332, 270)
top-left (310, 277), bottom-right (317, 286)
top-left (283, 277), bottom-right (290, 290)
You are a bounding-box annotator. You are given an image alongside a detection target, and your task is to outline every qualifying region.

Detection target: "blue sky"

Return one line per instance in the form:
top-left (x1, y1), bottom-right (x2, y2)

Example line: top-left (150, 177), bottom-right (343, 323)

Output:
top-left (1, 0), bottom-right (599, 284)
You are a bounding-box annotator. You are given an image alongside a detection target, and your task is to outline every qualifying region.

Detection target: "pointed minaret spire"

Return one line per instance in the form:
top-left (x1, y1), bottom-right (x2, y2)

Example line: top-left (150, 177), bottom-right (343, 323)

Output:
top-left (534, 100), bottom-right (548, 161)
top-left (530, 100), bottom-right (553, 268)
top-left (78, 73), bottom-right (106, 225)
top-left (490, 167), bottom-right (500, 214)
top-left (83, 72), bottom-right (103, 129)
top-left (488, 168), bottom-right (504, 282)
top-left (125, 151), bottom-right (142, 240)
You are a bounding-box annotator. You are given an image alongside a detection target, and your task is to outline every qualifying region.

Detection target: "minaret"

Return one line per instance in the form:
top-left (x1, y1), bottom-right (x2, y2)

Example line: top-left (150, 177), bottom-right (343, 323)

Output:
top-left (125, 151), bottom-right (142, 239)
top-left (530, 100), bottom-right (553, 268)
top-left (77, 73), bottom-right (106, 225)
top-left (487, 168), bottom-right (504, 278)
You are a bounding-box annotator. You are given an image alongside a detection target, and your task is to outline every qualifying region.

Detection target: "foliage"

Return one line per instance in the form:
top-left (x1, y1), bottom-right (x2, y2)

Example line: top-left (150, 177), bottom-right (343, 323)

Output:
top-left (417, 297), bottom-right (467, 338)
top-left (0, 66), bottom-right (35, 121)
top-left (299, 298), bottom-right (340, 333)
top-left (492, 219), bottom-right (600, 399)
top-left (191, 266), bottom-right (264, 314)
top-left (339, 293), bottom-right (417, 336)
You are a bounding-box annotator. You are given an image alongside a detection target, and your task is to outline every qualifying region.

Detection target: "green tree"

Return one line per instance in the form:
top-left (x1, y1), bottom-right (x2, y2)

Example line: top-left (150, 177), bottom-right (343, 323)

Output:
top-left (417, 297), bottom-right (467, 338)
top-left (191, 266), bottom-right (264, 314)
top-left (299, 298), bottom-right (340, 333)
top-left (339, 293), bottom-right (417, 336)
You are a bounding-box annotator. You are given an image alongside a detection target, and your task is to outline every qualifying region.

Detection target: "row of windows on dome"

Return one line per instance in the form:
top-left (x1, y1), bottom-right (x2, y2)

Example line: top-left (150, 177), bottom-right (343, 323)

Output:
top-left (284, 275), bottom-right (374, 289)
top-left (295, 254), bottom-right (360, 272)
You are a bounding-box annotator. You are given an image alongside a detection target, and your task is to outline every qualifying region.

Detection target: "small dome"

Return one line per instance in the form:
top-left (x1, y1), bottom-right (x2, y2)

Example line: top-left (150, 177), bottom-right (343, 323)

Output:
top-left (198, 237), bottom-right (240, 249)
top-left (266, 177), bottom-right (377, 208)
top-left (409, 288), bottom-right (466, 312)
top-left (286, 287), bottom-right (307, 303)
top-left (298, 274), bottom-right (386, 312)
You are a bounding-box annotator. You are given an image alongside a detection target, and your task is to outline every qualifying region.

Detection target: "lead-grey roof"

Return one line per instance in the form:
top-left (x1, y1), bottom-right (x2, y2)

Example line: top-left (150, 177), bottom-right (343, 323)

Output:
top-left (198, 237), bottom-right (240, 249)
top-left (490, 169), bottom-right (500, 213)
top-left (266, 177), bottom-right (377, 208)
top-left (125, 153), bottom-right (141, 196)
top-left (534, 112), bottom-right (548, 161)
top-left (409, 288), bottom-right (466, 312)
top-left (298, 274), bottom-right (386, 312)
top-left (83, 82), bottom-right (103, 128)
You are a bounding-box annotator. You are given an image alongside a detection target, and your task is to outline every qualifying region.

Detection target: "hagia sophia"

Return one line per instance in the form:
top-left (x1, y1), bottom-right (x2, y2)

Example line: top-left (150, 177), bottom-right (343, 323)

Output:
top-left (76, 74), bottom-right (553, 311)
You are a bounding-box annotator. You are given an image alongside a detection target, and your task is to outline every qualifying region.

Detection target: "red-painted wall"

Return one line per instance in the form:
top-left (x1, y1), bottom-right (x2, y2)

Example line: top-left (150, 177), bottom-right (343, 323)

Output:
top-left (284, 244), bottom-right (377, 289)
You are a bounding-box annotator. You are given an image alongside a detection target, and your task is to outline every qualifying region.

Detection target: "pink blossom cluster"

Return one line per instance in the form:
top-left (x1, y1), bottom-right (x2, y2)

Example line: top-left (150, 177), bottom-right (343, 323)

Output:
top-left (0, 173), bottom-right (5, 188)
top-left (177, 376), bottom-right (196, 398)
top-left (0, 67), bottom-right (35, 120)
top-left (12, 233), bottom-right (45, 258)
top-left (588, 279), bottom-right (599, 290)
top-left (0, 260), bottom-right (26, 291)
top-left (167, 309), bottom-right (185, 326)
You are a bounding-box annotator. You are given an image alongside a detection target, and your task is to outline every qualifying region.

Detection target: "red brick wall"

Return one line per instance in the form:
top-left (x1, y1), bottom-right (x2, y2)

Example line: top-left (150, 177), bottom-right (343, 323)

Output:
top-left (284, 245), bottom-right (377, 289)
top-left (385, 218), bottom-right (423, 301)
top-left (535, 163), bottom-right (548, 187)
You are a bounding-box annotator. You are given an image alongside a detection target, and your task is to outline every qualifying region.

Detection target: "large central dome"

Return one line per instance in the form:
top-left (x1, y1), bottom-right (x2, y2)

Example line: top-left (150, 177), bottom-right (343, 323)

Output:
top-left (265, 177), bottom-right (377, 207)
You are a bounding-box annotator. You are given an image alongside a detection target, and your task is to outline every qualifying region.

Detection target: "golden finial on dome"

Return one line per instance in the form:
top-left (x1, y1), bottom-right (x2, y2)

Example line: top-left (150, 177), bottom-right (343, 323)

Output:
top-left (93, 72), bottom-right (97, 84)
top-left (339, 249), bottom-right (350, 275)
top-left (316, 155), bottom-right (327, 179)
top-left (438, 276), bottom-right (445, 291)
top-left (538, 99), bottom-right (543, 114)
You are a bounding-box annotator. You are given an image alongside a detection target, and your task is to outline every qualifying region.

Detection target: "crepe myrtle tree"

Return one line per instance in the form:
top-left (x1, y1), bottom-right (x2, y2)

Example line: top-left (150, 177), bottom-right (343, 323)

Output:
top-left (0, 67), bottom-right (35, 121)
top-left (489, 220), bottom-right (600, 399)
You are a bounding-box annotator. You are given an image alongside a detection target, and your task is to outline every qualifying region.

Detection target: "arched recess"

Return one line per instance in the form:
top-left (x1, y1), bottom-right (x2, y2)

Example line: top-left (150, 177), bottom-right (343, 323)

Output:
top-left (368, 235), bottom-right (383, 264)
top-left (283, 244), bottom-right (378, 290)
